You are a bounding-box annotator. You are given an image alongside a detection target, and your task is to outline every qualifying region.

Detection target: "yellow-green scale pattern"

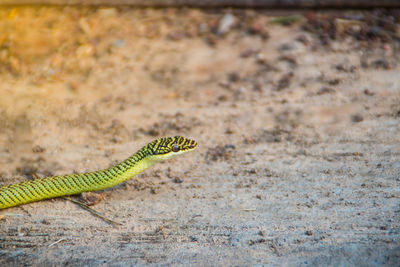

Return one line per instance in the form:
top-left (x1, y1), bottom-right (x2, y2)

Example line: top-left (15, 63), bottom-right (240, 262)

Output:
top-left (0, 149), bottom-right (150, 209)
top-left (0, 136), bottom-right (197, 209)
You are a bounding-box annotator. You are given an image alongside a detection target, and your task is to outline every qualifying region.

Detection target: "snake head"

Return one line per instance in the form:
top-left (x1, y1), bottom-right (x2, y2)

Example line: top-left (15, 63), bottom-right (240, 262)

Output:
top-left (147, 136), bottom-right (197, 161)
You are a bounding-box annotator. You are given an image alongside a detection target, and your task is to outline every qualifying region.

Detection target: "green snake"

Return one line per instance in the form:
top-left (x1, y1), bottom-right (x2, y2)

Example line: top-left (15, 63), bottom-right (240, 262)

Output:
top-left (0, 136), bottom-right (197, 209)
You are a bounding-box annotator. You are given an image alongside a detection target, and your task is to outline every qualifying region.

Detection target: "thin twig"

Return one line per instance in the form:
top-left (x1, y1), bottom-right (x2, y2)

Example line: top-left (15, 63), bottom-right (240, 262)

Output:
top-left (243, 208), bottom-right (256, 211)
top-left (48, 238), bottom-right (66, 248)
top-left (63, 197), bottom-right (123, 227)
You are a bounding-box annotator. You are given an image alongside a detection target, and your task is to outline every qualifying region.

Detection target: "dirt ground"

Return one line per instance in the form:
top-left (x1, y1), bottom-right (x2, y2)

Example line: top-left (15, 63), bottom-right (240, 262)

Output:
top-left (0, 7), bottom-right (399, 266)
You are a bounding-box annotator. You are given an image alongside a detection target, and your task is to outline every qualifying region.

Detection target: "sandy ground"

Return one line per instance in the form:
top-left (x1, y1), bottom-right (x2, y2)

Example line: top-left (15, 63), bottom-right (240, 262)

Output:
top-left (0, 7), bottom-right (399, 266)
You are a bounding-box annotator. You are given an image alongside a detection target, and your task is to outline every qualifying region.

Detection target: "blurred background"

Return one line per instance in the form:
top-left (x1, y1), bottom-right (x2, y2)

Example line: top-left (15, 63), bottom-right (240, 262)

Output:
top-left (0, 1), bottom-right (399, 266)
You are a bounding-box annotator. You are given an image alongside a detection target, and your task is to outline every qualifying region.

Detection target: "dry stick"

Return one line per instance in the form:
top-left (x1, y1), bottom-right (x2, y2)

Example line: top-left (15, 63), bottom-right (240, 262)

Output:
top-left (243, 208), bottom-right (256, 211)
top-left (63, 196), bottom-right (123, 227)
top-left (48, 238), bottom-right (66, 248)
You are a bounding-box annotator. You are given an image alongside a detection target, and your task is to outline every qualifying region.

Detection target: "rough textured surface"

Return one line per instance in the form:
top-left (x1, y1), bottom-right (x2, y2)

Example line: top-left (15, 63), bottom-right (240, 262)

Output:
top-left (0, 7), bottom-right (399, 266)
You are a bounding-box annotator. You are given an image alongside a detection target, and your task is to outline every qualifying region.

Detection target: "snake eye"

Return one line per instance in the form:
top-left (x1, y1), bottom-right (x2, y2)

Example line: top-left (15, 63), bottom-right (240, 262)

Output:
top-left (172, 145), bottom-right (180, 152)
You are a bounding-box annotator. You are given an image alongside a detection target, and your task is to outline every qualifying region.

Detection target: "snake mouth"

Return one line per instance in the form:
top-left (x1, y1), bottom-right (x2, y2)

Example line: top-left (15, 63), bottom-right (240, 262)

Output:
top-left (181, 139), bottom-right (197, 152)
top-left (185, 139), bottom-right (197, 150)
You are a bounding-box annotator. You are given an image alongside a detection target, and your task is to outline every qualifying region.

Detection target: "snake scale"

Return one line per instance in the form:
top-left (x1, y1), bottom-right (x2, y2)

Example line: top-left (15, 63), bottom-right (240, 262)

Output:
top-left (0, 136), bottom-right (197, 210)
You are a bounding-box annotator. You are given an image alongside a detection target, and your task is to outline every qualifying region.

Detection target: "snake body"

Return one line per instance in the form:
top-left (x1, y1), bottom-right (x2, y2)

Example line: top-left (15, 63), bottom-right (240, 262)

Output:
top-left (0, 136), bottom-right (197, 209)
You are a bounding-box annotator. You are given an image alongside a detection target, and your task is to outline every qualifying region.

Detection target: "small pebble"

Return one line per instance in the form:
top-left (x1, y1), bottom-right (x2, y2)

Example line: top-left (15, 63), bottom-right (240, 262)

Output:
top-left (173, 177), bottom-right (183, 184)
top-left (351, 114), bottom-right (364, 122)
top-left (305, 230), bottom-right (313, 236)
